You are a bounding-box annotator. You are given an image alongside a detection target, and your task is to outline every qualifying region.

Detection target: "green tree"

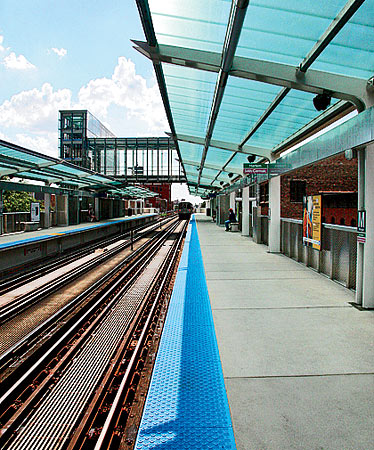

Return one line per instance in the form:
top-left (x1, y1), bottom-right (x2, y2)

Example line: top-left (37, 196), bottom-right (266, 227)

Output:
top-left (3, 190), bottom-right (33, 213)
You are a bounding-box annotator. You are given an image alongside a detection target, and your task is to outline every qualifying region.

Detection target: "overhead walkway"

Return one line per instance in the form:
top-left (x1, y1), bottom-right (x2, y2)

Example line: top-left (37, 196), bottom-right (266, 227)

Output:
top-left (136, 214), bottom-right (374, 450)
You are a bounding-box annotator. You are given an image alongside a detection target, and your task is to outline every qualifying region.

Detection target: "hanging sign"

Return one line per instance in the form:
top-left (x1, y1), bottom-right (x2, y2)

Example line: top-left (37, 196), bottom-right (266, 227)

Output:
top-left (302, 195), bottom-right (322, 250)
top-left (243, 163), bottom-right (268, 175)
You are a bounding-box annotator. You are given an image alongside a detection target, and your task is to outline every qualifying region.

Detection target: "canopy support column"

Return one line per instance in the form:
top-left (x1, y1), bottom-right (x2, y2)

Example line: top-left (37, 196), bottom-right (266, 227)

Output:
top-left (242, 186), bottom-right (250, 236)
top-left (268, 176), bottom-right (281, 253)
top-left (360, 144), bottom-right (374, 308)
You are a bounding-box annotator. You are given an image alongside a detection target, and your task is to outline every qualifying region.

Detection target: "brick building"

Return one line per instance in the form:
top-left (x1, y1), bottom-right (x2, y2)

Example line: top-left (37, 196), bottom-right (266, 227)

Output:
top-left (260, 153), bottom-right (358, 225)
top-left (143, 183), bottom-right (172, 211)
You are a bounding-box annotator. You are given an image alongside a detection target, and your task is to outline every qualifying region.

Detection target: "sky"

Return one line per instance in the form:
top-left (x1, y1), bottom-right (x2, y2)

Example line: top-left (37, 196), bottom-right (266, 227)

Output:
top-left (0, 0), bottom-right (200, 203)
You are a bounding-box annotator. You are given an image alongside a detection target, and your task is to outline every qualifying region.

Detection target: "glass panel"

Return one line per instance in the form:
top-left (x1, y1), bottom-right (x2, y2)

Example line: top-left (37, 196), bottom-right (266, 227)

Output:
top-left (237, 0), bottom-right (347, 64)
top-left (163, 64), bottom-right (216, 138)
top-left (149, 0), bottom-right (231, 52)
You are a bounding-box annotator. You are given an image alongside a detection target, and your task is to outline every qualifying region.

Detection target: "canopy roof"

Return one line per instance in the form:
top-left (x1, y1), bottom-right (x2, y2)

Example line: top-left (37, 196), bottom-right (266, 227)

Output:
top-left (0, 140), bottom-right (157, 198)
top-left (135, 0), bottom-right (374, 196)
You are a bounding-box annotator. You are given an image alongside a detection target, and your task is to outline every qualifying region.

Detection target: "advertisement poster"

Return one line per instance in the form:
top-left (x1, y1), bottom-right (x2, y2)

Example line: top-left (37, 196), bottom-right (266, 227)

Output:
top-left (303, 195), bottom-right (322, 250)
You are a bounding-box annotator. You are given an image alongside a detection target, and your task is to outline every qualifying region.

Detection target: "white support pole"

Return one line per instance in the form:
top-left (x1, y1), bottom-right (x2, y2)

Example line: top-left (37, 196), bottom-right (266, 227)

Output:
top-left (362, 143), bottom-right (374, 308)
top-left (230, 191), bottom-right (236, 210)
top-left (242, 186), bottom-right (250, 236)
top-left (268, 176), bottom-right (281, 253)
top-left (355, 147), bottom-right (365, 305)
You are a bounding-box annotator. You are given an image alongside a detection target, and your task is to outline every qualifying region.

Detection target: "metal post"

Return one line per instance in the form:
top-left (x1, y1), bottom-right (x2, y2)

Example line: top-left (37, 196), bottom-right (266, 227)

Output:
top-left (131, 229), bottom-right (134, 250)
top-left (355, 146), bottom-right (365, 305)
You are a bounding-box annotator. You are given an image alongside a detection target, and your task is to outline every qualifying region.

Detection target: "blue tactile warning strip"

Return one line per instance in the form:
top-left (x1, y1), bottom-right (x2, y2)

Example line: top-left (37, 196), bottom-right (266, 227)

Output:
top-left (135, 215), bottom-right (236, 450)
top-left (0, 214), bottom-right (156, 250)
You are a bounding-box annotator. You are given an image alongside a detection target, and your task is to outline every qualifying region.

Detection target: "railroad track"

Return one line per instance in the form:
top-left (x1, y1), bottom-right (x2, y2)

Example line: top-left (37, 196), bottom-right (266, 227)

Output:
top-left (0, 217), bottom-right (178, 372)
top-left (0, 216), bottom-right (172, 325)
top-left (0, 219), bottom-right (187, 449)
top-left (0, 216), bottom-right (170, 297)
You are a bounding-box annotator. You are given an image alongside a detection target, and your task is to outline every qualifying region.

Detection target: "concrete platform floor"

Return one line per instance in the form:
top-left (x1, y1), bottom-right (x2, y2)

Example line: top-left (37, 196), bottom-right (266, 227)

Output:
top-left (195, 215), bottom-right (374, 450)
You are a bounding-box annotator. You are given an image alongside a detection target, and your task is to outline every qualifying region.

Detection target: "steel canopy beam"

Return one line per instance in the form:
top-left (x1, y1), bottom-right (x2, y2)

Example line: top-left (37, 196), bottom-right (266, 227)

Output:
top-left (183, 159), bottom-right (242, 175)
top-left (169, 133), bottom-right (271, 159)
top-left (187, 181), bottom-right (221, 191)
top-left (298, 0), bottom-right (366, 74)
top-left (197, 0), bottom-right (249, 188)
top-left (134, 41), bottom-right (372, 111)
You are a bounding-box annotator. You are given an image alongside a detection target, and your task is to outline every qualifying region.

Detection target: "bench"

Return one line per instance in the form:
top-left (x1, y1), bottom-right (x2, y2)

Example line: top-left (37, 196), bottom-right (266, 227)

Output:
top-left (21, 222), bottom-right (39, 232)
top-left (229, 222), bottom-right (239, 232)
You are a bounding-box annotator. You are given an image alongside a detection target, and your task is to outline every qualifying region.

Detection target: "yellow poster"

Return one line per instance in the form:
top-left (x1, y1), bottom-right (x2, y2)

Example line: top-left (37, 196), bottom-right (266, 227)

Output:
top-left (303, 195), bottom-right (322, 250)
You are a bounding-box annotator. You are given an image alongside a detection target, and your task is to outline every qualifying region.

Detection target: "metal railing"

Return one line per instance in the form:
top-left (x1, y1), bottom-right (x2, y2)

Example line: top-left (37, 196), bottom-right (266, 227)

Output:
top-left (281, 218), bottom-right (358, 290)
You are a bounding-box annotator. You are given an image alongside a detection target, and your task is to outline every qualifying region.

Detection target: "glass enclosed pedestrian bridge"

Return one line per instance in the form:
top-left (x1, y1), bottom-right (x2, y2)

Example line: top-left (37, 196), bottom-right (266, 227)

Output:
top-left (134, 0), bottom-right (374, 197)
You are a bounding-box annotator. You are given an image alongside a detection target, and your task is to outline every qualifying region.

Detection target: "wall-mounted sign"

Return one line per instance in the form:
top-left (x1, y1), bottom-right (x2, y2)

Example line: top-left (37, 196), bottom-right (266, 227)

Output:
top-left (31, 202), bottom-right (40, 222)
top-left (357, 209), bottom-right (366, 232)
top-left (357, 233), bottom-right (366, 244)
top-left (243, 163), bottom-right (268, 175)
top-left (303, 195), bottom-right (322, 250)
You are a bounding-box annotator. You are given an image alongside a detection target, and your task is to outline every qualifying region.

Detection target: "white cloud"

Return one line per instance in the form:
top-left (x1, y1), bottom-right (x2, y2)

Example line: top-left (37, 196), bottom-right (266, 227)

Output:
top-left (0, 83), bottom-right (72, 129)
top-left (0, 57), bottom-right (169, 159)
top-left (77, 57), bottom-right (168, 134)
top-left (0, 35), bottom-right (4, 52)
top-left (13, 133), bottom-right (58, 158)
top-left (3, 52), bottom-right (36, 70)
top-left (50, 47), bottom-right (67, 58)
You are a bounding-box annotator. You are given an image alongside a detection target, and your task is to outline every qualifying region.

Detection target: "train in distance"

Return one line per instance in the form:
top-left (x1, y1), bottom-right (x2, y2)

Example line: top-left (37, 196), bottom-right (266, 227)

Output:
top-left (177, 201), bottom-right (194, 220)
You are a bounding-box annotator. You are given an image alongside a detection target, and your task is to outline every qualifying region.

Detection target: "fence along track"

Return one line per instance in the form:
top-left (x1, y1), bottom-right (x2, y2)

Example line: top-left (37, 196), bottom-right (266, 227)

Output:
top-left (1, 220), bottom-right (185, 450)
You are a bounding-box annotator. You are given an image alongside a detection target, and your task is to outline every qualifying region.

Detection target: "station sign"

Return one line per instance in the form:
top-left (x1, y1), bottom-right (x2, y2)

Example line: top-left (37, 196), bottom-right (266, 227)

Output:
top-left (357, 209), bottom-right (366, 232)
top-left (243, 163), bottom-right (268, 175)
top-left (31, 202), bottom-right (40, 222)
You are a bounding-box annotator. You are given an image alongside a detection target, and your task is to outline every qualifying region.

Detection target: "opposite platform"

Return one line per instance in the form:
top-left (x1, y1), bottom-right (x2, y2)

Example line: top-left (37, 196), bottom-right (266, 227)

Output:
top-left (0, 214), bottom-right (157, 250)
top-left (135, 216), bottom-right (236, 450)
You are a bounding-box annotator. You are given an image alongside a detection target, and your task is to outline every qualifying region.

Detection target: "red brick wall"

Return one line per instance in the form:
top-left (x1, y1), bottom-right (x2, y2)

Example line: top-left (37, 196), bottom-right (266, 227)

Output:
top-left (143, 183), bottom-right (172, 210)
top-left (280, 153), bottom-right (357, 221)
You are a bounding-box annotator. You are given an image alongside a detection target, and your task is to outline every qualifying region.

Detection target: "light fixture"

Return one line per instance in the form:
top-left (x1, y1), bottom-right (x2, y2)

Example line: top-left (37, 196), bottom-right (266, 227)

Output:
top-left (220, 181), bottom-right (224, 185)
top-left (313, 93), bottom-right (331, 111)
top-left (247, 154), bottom-right (256, 163)
top-left (228, 173), bottom-right (233, 178)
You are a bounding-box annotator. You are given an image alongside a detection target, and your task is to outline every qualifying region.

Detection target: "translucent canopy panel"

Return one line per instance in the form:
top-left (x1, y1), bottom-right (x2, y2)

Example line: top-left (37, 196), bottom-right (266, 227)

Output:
top-left (225, 153), bottom-right (251, 172)
top-left (142, 0), bottom-right (374, 194)
top-left (237, 1), bottom-right (346, 64)
top-left (245, 90), bottom-right (338, 149)
top-left (238, 0), bottom-right (374, 78)
top-left (212, 77), bottom-right (282, 145)
top-left (0, 144), bottom-right (49, 166)
top-left (205, 146), bottom-right (235, 167)
top-left (178, 141), bottom-right (203, 165)
top-left (163, 64), bottom-right (216, 138)
top-left (149, 0), bottom-right (231, 52)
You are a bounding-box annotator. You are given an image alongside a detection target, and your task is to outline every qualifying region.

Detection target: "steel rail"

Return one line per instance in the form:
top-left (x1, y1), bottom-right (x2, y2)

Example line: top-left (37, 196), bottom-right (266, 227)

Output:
top-left (0, 216), bottom-right (167, 296)
top-left (0, 216), bottom-right (173, 324)
top-left (93, 221), bottom-right (187, 450)
top-left (0, 220), bottom-right (181, 447)
top-left (0, 218), bottom-right (178, 371)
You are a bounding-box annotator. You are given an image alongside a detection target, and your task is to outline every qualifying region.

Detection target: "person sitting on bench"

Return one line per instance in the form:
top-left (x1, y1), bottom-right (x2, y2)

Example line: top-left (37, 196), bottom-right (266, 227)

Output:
top-left (225, 208), bottom-right (236, 231)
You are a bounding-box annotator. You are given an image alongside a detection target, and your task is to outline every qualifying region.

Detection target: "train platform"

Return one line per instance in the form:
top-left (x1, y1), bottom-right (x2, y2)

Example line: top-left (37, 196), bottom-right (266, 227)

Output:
top-left (136, 214), bottom-right (374, 450)
top-left (0, 213), bottom-right (157, 272)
